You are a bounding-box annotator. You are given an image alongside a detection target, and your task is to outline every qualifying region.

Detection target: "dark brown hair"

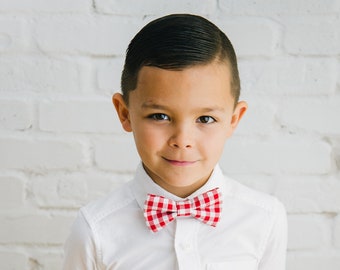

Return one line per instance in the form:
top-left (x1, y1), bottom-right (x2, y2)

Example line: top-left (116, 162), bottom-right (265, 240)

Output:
top-left (121, 14), bottom-right (240, 105)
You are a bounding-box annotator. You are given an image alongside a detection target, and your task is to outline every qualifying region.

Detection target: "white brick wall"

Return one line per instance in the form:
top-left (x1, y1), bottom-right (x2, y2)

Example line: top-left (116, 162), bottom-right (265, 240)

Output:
top-left (0, 1), bottom-right (339, 269)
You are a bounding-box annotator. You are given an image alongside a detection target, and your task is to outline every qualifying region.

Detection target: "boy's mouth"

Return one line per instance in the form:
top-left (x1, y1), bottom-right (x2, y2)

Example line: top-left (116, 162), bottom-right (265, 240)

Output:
top-left (163, 158), bottom-right (197, 166)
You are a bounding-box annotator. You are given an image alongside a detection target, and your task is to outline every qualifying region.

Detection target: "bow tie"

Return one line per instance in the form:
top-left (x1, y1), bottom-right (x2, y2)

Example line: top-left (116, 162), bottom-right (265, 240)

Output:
top-left (144, 188), bottom-right (222, 232)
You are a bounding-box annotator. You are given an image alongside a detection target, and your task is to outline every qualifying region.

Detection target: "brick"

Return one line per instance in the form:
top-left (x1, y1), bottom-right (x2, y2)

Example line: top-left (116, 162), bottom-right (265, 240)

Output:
top-left (34, 16), bottom-right (141, 56)
top-left (335, 215), bottom-right (340, 248)
top-left (0, 252), bottom-right (26, 270)
top-left (221, 0), bottom-right (340, 15)
top-left (76, 58), bottom-right (96, 94)
top-left (31, 172), bottom-right (129, 208)
top-left (0, 212), bottom-right (74, 244)
top-left (220, 136), bottom-right (331, 174)
top-left (96, 57), bottom-right (124, 93)
top-left (86, 173), bottom-right (131, 201)
top-left (31, 173), bottom-right (86, 209)
top-left (275, 176), bottom-right (340, 213)
top-left (30, 252), bottom-right (63, 270)
top-left (39, 98), bottom-right (122, 133)
top-left (95, 0), bottom-right (215, 15)
top-left (233, 96), bottom-right (277, 136)
top-left (94, 136), bottom-right (140, 172)
top-left (0, 56), bottom-right (79, 93)
top-left (0, 100), bottom-right (33, 130)
top-left (287, 214), bottom-right (330, 250)
top-left (0, 138), bottom-right (85, 170)
top-left (217, 18), bottom-right (279, 56)
top-left (239, 58), bottom-right (337, 96)
top-left (229, 174), bottom-right (277, 195)
top-left (335, 144), bottom-right (340, 170)
top-left (279, 96), bottom-right (340, 135)
top-left (0, 176), bottom-right (25, 209)
top-left (287, 252), bottom-right (340, 270)
top-left (0, 17), bottom-right (27, 52)
top-left (284, 16), bottom-right (340, 55)
top-left (0, 0), bottom-right (92, 12)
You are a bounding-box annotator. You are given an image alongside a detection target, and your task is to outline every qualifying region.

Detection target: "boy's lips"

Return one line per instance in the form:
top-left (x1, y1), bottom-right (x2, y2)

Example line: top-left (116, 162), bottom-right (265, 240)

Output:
top-left (163, 157), bottom-right (197, 166)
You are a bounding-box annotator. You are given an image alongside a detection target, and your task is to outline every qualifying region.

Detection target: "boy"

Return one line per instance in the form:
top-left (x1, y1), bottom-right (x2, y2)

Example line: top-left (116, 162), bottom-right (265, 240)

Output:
top-left (63, 14), bottom-right (287, 270)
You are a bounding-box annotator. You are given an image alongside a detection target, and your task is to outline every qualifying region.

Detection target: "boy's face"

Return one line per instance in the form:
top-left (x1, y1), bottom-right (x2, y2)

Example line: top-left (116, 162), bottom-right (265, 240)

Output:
top-left (113, 61), bottom-right (247, 198)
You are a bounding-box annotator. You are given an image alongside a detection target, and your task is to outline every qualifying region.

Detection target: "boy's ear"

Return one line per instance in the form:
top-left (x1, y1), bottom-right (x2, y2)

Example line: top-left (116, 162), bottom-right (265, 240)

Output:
top-left (230, 101), bottom-right (248, 131)
top-left (112, 93), bottom-right (132, 132)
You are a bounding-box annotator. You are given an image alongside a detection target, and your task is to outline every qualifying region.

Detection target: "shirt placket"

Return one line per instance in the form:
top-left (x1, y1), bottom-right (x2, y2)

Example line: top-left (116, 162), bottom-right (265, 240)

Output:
top-left (174, 217), bottom-right (200, 270)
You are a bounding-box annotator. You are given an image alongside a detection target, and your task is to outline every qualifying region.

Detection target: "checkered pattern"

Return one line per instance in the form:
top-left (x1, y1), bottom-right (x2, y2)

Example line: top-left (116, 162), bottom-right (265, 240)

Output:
top-left (144, 188), bottom-right (222, 232)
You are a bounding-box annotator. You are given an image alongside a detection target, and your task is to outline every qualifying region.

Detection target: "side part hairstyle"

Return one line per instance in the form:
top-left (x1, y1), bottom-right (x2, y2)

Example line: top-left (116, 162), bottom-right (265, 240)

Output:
top-left (121, 14), bottom-right (240, 106)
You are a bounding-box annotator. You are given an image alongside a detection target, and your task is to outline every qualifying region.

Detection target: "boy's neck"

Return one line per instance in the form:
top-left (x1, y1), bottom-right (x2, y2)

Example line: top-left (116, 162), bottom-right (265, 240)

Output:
top-left (142, 164), bottom-right (212, 198)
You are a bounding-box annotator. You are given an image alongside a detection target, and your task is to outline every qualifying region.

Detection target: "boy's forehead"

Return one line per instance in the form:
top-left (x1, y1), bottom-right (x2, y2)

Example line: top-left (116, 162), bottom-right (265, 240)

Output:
top-left (137, 60), bottom-right (232, 85)
top-left (129, 62), bottom-right (235, 109)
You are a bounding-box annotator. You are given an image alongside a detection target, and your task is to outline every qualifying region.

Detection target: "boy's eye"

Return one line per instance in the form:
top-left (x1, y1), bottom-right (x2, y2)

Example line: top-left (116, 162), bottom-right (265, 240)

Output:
top-left (197, 116), bottom-right (216, 124)
top-left (148, 113), bottom-right (170, 121)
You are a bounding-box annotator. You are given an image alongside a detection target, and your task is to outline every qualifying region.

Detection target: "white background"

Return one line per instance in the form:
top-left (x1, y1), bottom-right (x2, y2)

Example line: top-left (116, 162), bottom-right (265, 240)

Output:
top-left (0, 0), bottom-right (340, 269)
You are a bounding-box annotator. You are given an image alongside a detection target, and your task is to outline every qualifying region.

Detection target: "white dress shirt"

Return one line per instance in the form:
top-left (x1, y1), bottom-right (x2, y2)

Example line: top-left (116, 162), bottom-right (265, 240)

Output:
top-left (63, 164), bottom-right (287, 270)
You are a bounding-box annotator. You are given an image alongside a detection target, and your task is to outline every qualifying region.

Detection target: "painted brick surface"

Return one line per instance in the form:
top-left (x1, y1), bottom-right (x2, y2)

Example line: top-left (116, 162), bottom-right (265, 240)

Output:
top-left (39, 98), bottom-right (121, 133)
top-left (0, 138), bottom-right (86, 170)
top-left (0, 56), bottom-right (80, 93)
top-left (0, 100), bottom-right (33, 130)
top-left (0, 1), bottom-right (339, 269)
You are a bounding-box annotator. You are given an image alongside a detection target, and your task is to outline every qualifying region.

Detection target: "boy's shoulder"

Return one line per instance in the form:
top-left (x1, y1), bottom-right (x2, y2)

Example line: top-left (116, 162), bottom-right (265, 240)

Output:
top-left (80, 180), bottom-right (136, 225)
top-left (78, 171), bottom-right (285, 227)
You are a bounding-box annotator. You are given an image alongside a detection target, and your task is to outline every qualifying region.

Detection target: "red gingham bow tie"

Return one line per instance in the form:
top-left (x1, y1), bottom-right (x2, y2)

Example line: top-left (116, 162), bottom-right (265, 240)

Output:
top-left (144, 188), bottom-right (222, 232)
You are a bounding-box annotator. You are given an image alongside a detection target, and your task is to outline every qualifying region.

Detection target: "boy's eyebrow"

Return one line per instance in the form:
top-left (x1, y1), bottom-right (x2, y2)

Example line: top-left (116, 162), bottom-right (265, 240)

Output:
top-left (141, 102), bottom-right (169, 110)
top-left (141, 101), bottom-right (226, 112)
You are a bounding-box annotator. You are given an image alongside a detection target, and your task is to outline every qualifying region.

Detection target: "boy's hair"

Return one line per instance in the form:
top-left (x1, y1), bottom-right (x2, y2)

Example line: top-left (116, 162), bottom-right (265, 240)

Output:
top-left (121, 14), bottom-right (240, 106)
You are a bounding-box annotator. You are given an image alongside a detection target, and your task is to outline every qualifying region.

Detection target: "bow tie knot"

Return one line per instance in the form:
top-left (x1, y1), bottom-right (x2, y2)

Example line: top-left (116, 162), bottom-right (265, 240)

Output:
top-left (144, 188), bottom-right (222, 232)
top-left (176, 200), bottom-right (194, 216)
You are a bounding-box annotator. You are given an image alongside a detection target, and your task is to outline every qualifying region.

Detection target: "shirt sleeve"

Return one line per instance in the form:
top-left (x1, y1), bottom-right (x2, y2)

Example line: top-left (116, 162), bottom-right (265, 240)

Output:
top-left (62, 211), bottom-right (99, 270)
top-left (258, 199), bottom-right (288, 270)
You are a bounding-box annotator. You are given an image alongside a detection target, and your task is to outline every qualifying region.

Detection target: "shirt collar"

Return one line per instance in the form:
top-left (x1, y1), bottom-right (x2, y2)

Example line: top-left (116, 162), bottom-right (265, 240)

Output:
top-left (131, 163), bottom-right (228, 210)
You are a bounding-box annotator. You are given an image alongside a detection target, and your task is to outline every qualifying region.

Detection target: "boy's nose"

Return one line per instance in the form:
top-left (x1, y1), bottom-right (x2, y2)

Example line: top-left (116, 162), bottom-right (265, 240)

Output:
top-left (168, 124), bottom-right (194, 149)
